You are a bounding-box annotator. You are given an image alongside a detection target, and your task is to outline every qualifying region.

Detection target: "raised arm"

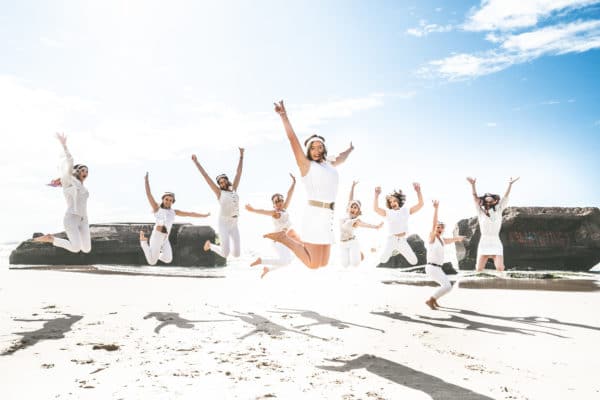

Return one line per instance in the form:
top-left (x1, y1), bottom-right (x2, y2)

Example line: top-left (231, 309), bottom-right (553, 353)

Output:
top-left (245, 204), bottom-right (277, 217)
top-left (429, 200), bottom-right (439, 243)
top-left (373, 186), bottom-right (387, 217)
top-left (232, 147), bottom-right (244, 191)
top-left (409, 183), bottom-right (424, 215)
top-left (144, 172), bottom-right (159, 213)
top-left (466, 177), bottom-right (479, 204)
top-left (191, 154), bottom-right (221, 198)
top-left (443, 236), bottom-right (465, 245)
top-left (274, 100), bottom-right (310, 176)
top-left (283, 173), bottom-right (296, 210)
top-left (331, 142), bottom-right (354, 167)
top-left (349, 180), bottom-right (358, 203)
top-left (354, 220), bottom-right (384, 230)
top-left (504, 176), bottom-right (520, 199)
top-left (175, 210), bottom-right (211, 218)
top-left (56, 132), bottom-right (74, 183)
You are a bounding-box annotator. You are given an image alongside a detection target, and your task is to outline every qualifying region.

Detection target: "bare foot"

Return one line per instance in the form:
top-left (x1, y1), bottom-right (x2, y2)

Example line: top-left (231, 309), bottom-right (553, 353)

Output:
top-left (203, 240), bottom-right (211, 252)
top-left (139, 231), bottom-right (147, 242)
top-left (425, 298), bottom-right (438, 310)
top-left (250, 257), bottom-right (261, 267)
top-left (261, 267), bottom-right (270, 279)
top-left (360, 252), bottom-right (365, 261)
top-left (433, 299), bottom-right (441, 308)
top-left (263, 231), bottom-right (286, 242)
top-left (33, 234), bottom-right (53, 243)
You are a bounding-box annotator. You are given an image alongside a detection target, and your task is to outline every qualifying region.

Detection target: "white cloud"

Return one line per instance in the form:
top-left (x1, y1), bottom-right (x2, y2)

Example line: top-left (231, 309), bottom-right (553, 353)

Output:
top-left (420, 20), bottom-right (600, 80)
top-left (541, 100), bottom-right (560, 105)
top-left (40, 36), bottom-right (65, 48)
top-left (464, 0), bottom-right (600, 31)
top-left (486, 122), bottom-right (498, 127)
top-left (406, 20), bottom-right (453, 37)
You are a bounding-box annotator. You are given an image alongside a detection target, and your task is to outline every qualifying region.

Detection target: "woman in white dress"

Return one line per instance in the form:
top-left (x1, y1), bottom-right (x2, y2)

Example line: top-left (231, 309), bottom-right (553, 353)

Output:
top-left (374, 183), bottom-right (424, 265)
top-left (264, 100), bottom-right (354, 268)
top-left (140, 172), bottom-right (210, 265)
top-left (34, 133), bottom-right (91, 253)
top-left (424, 200), bottom-right (465, 310)
top-left (246, 174), bottom-right (298, 278)
top-left (467, 176), bottom-right (520, 272)
top-left (339, 181), bottom-right (383, 267)
top-left (191, 148), bottom-right (244, 259)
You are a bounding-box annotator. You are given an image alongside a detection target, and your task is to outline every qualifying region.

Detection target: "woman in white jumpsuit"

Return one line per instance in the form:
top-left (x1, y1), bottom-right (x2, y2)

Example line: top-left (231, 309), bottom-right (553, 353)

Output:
top-left (139, 172), bottom-right (209, 265)
top-left (246, 174), bottom-right (298, 278)
top-left (374, 183), bottom-right (424, 265)
top-left (467, 176), bottom-right (520, 272)
top-left (424, 200), bottom-right (465, 310)
top-left (191, 148), bottom-right (244, 259)
top-left (34, 133), bottom-right (91, 253)
top-left (264, 100), bottom-right (354, 269)
top-left (339, 181), bottom-right (383, 267)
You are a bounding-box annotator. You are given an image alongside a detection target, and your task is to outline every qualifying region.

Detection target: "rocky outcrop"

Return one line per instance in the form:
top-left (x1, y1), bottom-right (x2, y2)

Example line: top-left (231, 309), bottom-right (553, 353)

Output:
top-left (9, 223), bottom-right (226, 267)
top-left (455, 207), bottom-right (600, 271)
top-left (377, 234), bottom-right (427, 268)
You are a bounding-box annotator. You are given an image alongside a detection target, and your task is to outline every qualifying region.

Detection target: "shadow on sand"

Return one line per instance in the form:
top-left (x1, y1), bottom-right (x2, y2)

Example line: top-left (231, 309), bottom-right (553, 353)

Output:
top-left (270, 307), bottom-right (385, 333)
top-left (143, 312), bottom-right (235, 334)
top-left (2, 314), bottom-right (83, 355)
top-left (318, 354), bottom-right (493, 399)
top-left (220, 311), bottom-right (327, 341)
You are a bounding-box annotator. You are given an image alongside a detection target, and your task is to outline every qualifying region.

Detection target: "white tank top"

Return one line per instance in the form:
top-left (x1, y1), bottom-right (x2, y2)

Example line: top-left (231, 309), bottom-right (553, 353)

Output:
top-left (386, 207), bottom-right (409, 235)
top-left (154, 208), bottom-right (176, 233)
top-left (302, 161), bottom-right (338, 203)
top-left (64, 179), bottom-right (89, 217)
top-left (339, 217), bottom-right (358, 241)
top-left (219, 190), bottom-right (239, 218)
top-left (427, 237), bottom-right (445, 265)
top-left (272, 209), bottom-right (291, 231)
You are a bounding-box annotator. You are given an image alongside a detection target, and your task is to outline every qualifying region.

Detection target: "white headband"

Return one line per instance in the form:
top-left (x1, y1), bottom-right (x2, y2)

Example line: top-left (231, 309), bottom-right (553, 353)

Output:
top-left (305, 137), bottom-right (324, 151)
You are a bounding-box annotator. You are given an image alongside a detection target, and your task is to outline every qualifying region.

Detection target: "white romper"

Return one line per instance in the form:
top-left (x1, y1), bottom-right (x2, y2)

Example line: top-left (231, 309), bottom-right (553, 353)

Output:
top-left (301, 160), bottom-right (339, 245)
top-left (476, 196), bottom-right (508, 257)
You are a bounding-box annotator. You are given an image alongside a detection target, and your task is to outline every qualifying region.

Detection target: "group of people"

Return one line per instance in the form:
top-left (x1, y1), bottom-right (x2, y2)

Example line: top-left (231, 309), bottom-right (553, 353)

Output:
top-left (34, 100), bottom-right (519, 310)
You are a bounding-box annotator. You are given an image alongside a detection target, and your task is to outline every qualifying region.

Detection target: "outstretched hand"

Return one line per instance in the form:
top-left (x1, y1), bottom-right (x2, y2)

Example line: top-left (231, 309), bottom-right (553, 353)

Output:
top-left (145, 172), bottom-right (149, 181)
top-left (191, 154), bottom-right (198, 163)
top-left (245, 204), bottom-right (254, 212)
top-left (274, 100), bottom-right (286, 116)
top-left (290, 173), bottom-right (296, 183)
top-left (413, 182), bottom-right (421, 192)
top-left (466, 176), bottom-right (476, 185)
top-left (374, 186), bottom-right (382, 196)
top-left (456, 235), bottom-right (466, 242)
top-left (432, 199), bottom-right (439, 208)
top-left (56, 132), bottom-right (67, 146)
top-left (349, 141), bottom-right (354, 151)
top-left (376, 222), bottom-right (384, 229)
top-left (239, 147), bottom-right (245, 157)
top-left (509, 176), bottom-right (520, 185)
top-left (352, 180), bottom-right (359, 187)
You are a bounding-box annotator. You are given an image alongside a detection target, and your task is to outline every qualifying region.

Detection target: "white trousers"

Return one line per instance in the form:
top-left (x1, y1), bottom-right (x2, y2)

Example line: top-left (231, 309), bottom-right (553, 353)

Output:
top-left (340, 239), bottom-right (361, 267)
top-left (380, 236), bottom-right (417, 265)
top-left (425, 264), bottom-right (453, 299)
top-left (261, 242), bottom-right (293, 271)
top-left (140, 230), bottom-right (173, 265)
top-left (210, 217), bottom-right (240, 258)
top-left (53, 213), bottom-right (91, 253)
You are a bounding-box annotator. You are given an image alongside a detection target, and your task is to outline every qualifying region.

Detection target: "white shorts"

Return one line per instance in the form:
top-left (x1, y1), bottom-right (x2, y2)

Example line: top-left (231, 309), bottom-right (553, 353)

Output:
top-left (301, 205), bottom-right (334, 245)
top-left (477, 234), bottom-right (503, 256)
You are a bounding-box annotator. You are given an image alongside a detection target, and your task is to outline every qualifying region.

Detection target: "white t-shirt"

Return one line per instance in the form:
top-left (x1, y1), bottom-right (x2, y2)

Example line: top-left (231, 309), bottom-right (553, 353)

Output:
top-left (272, 209), bottom-right (291, 232)
top-left (219, 190), bottom-right (240, 218)
top-left (385, 206), bottom-right (409, 235)
top-left (154, 208), bottom-right (176, 233)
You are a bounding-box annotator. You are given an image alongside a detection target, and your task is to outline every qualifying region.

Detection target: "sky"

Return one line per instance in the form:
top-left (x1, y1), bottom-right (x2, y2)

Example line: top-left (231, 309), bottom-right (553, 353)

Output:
top-left (1, 0), bottom-right (599, 252)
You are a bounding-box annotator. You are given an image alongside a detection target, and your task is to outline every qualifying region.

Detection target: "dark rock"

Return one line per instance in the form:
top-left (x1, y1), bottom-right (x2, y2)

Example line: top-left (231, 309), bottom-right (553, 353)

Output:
top-left (454, 207), bottom-right (600, 271)
top-left (9, 223), bottom-right (226, 267)
top-left (377, 234), bottom-right (427, 268)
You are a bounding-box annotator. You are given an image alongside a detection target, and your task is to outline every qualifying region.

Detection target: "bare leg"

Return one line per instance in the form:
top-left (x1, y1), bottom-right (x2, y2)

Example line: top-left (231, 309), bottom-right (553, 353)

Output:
top-left (33, 234), bottom-right (53, 243)
top-left (493, 255), bottom-right (505, 272)
top-left (250, 257), bottom-right (261, 267)
top-left (203, 240), bottom-right (211, 252)
top-left (261, 267), bottom-right (270, 279)
top-left (476, 255), bottom-right (489, 272)
top-left (140, 231), bottom-right (147, 243)
top-left (264, 231), bottom-right (314, 267)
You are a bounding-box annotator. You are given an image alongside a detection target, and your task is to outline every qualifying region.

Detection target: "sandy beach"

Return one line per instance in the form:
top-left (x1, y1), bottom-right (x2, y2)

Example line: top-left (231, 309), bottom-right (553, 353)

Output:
top-left (1, 250), bottom-right (599, 399)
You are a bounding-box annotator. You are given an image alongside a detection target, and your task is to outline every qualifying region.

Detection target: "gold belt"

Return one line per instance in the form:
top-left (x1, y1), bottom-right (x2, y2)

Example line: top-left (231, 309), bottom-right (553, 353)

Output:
top-left (341, 236), bottom-right (356, 242)
top-left (308, 200), bottom-right (335, 210)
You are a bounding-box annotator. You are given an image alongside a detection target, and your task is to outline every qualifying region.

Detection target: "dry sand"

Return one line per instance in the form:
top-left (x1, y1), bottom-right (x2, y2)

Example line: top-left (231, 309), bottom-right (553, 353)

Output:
top-left (1, 261), bottom-right (599, 399)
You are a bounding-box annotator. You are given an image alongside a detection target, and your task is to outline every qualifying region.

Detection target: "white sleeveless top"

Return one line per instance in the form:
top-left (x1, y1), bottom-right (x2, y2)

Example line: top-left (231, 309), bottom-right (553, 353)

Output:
top-left (339, 217), bottom-right (358, 241)
top-left (219, 190), bottom-right (239, 218)
top-left (477, 196), bottom-right (508, 237)
top-left (302, 161), bottom-right (338, 203)
top-left (427, 237), bottom-right (445, 265)
top-left (272, 209), bottom-right (291, 231)
top-left (154, 208), bottom-right (176, 233)
top-left (386, 207), bottom-right (409, 235)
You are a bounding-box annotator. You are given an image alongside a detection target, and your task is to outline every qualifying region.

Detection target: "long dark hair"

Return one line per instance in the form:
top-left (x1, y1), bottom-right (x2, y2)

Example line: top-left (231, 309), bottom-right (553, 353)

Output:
top-left (478, 193), bottom-right (500, 216)
top-left (386, 190), bottom-right (406, 209)
top-left (304, 134), bottom-right (327, 162)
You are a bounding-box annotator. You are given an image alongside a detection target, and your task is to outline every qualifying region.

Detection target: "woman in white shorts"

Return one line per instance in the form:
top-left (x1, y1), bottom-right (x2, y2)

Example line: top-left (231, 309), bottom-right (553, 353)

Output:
top-left (264, 100), bottom-right (354, 268)
top-left (34, 133), bottom-right (92, 253)
top-left (467, 176), bottom-right (519, 272)
top-left (339, 181), bottom-right (383, 267)
top-left (191, 148), bottom-right (244, 259)
top-left (246, 174), bottom-right (298, 278)
top-left (140, 172), bottom-right (209, 265)
top-left (425, 200), bottom-right (465, 310)
top-left (374, 183), bottom-right (424, 265)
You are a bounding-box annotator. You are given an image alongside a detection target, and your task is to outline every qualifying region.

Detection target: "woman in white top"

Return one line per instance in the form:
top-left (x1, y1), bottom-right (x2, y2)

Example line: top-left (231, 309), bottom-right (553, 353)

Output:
top-left (339, 181), bottom-right (383, 267)
top-left (374, 183), bottom-right (424, 265)
top-left (264, 100), bottom-right (354, 269)
top-left (246, 174), bottom-right (298, 278)
top-left (140, 172), bottom-right (209, 265)
top-left (34, 133), bottom-right (91, 253)
top-left (425, 200), bottom-right (465, 310)
top-left (191, 148), bottom-right (244, 259)
top-left (467, 176), bottom-right (519, 272)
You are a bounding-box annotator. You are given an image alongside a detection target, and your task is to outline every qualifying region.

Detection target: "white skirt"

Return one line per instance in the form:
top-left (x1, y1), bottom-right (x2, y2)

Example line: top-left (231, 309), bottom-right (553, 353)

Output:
top-left (477, 234), bottom-right (503, 256)
top-left (301, 205), bottom-right (334, 245)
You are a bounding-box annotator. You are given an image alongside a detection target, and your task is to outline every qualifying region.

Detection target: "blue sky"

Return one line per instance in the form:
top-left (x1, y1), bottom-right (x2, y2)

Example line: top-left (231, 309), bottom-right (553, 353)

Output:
top-left (1, 0), bottom-right (599, 247)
